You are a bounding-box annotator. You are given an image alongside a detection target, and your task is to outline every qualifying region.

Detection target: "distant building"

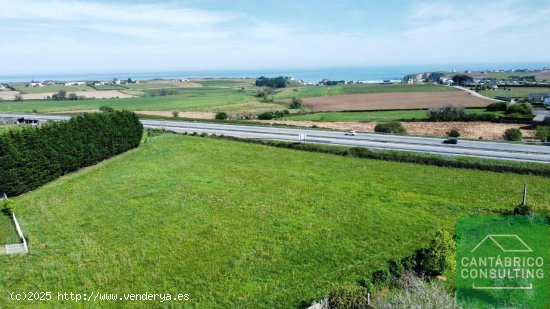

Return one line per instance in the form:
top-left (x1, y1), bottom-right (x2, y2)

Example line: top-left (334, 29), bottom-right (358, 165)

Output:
top-left (528, 93), bottom-right (550, 103)
top-left (0, 84), bottom-right (6, 91)
top-left (28, 82), bottom-right (43, 87)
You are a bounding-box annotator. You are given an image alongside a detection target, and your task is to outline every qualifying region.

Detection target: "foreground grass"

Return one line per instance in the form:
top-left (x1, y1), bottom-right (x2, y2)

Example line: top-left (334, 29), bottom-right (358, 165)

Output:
top-left (2, 135), bottom-right (549, 307)
top-left (0, 212), bottom-right (18, 245)
top-left (0, 89), bottom-right (282, 114)
top-left (282, 108), bottom-right (501, 122)
top-left (274, 84), bottom-right (456, 100)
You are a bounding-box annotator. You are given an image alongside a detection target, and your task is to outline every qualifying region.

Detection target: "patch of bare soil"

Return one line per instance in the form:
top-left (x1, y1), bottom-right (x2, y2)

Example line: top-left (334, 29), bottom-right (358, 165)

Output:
top-left (281, 91), bottom-right (492, 112)
top-left (256, 120), bottom-right (533, 141)
top-left (0, 91), bottom-right (20, 100)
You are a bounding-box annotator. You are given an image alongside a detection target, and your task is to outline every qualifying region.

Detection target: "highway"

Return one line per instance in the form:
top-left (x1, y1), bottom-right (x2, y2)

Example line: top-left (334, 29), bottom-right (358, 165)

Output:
top-left (2, 113), bottom-right (550, 163)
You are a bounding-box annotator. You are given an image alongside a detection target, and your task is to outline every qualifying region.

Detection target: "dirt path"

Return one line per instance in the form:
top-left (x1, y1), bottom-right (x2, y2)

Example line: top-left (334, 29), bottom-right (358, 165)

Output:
top-left (256, 120), bottom-right (534, 141)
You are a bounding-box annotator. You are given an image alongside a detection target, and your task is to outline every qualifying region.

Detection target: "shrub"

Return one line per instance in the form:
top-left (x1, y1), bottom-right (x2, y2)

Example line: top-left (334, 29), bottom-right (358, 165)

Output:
top-left (505, 103), bottom-right (531, 115)
top-left (374, 121), bottom-right (407, 134)
top-left (427, 105), bottom-right (466, 121)
top-left (14, 94), bottom-right (23, 101)
top-left (215, 112), bottom-right (228, 120)
top-left (389, 260), bottom-right (405, 280)
top-left (418, 230), bottom-right (456, 275)
top-left (257, 112), bottom-right (274, 120)
top-left (378, 274), bottom-right (458, 309)
top-left (99, 105), bottom-right (115, 112)
top-left (447, 129), bottom-right (460, 138)
top-left (68, 93), bottom-right (79, 100)
top-left (535, 126), bottom-right (550, 142)
top-left (372, 269), bottom-right (391, 285)
top-left (0, 111), bottom-right (143, 196)
top-left (327, 285), bottom-right (370, 309)
top-left (172, 111), bottom-right (179, 118)
top-left (503, 128), bottom-right (522, 141)
top-left (289, 97), bottom-right (303, 109)
top-left (486, 102), bottom-right (508, 111)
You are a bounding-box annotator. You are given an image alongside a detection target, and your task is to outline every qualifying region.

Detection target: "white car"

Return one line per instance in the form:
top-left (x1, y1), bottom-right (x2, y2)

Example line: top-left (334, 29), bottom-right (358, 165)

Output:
top-left (344, 130), bottom-right (356, 136)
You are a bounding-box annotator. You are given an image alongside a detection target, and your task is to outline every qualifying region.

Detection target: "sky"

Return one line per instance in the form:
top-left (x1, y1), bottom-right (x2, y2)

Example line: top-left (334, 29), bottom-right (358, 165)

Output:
top-left (0, 0), bottom-right (549, 75)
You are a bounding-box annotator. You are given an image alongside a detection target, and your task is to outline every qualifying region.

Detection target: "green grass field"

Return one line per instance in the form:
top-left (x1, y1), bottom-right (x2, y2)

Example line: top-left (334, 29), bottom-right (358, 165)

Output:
top-left (195, 78), bottom-right (256, 88)
top-left (282, 108), bottom-right (501, 122)
top-left (2, 134), bottom-right (549, 307)
top-left (274, 84), bottom-right (456, 100)
top-left (0, 89), bottom-right (283, 114)
top-left (479, 87), bottom-right (550, 99)
top-left (11, 84), bottom-right (94, 94)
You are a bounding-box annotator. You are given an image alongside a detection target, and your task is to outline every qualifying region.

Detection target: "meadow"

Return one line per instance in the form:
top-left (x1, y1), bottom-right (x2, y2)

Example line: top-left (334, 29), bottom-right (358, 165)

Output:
top-left (0, 212), bottom-right (19, 245)
top-left (478, 87), bottom-right (550, 99)
top-left (2, 134), bottom-right (549, 307)
top-left (282, 108), bottom-right (500, 122)
top-left (11, 84), bottom-right (94, 94)
top-left (273, 83), bottom-right (456, 100)
top-left (0, 88), bottom-right (283, 114)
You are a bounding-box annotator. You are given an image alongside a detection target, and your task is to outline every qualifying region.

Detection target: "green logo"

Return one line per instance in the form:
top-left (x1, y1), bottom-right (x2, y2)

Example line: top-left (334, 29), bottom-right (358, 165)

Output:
top-left (456, 215), bottom-right (548, 308)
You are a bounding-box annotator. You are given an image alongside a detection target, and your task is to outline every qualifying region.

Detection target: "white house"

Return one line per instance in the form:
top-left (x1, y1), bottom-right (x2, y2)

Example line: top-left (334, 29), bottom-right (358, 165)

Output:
top-left (0, 84), bottom-right (6, 90)
top-left (544, 97), bottom-right (550, 108)
top-left (28, 82), bottom-right (43, 87)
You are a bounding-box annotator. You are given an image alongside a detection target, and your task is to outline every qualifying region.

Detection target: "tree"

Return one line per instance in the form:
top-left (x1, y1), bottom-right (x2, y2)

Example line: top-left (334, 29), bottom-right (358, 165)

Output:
top-left (421, 230), bottom-right (456, 275)
top-left (215, 112), bottom-right (228, 120)
top-left (451, 74), bottom-right (474, 86)
top-left (427, 105), bottom-right (466, 121)
top-left (535, 126), bottom-right (550, 142)
top-left (68, 93), bottom-right (78, 100)
top-left (375, 121), bottom-right (407, 134)
top-left (289, 97), bottom-right (302, 109)
top-left (447, 129), bottom-right (460, 138)
top-left (503, 128), bottom-right (522, 141)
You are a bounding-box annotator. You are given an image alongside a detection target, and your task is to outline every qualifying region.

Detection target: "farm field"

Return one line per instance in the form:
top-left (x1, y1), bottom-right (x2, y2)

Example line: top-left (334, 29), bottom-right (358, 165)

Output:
top-left (286, 91), bottom-right (493, 112)
top-left (2, 134), bottom-right (549, 307)
top-left (273, 83), bottom-right (456, 100)
top-left (0, 89), bottom-right (282, 114)
top-left (258, 120), bottom-right (532, 140)
top-left (10, 84), bottom-right (94, 94)
top-left (195, 78), bottom-right (256, 88)
top-left (282, 108), bottom-right (500, 122)
top-left (479, 87), bottom-right (550, 99)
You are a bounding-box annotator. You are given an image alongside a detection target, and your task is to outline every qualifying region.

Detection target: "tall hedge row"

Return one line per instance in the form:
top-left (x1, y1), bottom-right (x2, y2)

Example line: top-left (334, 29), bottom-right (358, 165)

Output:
top-left (0, 111), bottom-right (143, 196)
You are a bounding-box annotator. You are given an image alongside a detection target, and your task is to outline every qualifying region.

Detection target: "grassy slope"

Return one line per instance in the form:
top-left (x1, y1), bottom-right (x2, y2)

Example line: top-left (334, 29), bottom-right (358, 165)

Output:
top-left (282, 108), bottom-right (501, 122)
top-left (11, 84), bottom-right (94, 94)
top-left (0, 213), bottom-right (19, 245)
top-left (2, 135), bottom-right (549, 307)
top-left (0, 89), bottom-right (282, 114)
top-left (274, 84), bottom-right (457, 100)
top-left (479, 87), bottom-right (550, 99)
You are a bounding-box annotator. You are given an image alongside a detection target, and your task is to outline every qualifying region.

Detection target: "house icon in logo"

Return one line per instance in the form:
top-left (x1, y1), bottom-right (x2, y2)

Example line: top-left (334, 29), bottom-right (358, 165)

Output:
top-left (471, 234), bottom-right (533, 253)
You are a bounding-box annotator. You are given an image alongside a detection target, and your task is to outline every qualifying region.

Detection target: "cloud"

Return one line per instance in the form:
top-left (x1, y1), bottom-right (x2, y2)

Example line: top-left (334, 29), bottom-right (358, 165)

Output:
top-left (0, 0), bottom-right (548, 75)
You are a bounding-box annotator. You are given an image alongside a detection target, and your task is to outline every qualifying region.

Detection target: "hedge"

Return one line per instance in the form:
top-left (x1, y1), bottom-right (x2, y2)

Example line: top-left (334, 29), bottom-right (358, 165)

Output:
top-left (0, 110), bottom-right (143, 196)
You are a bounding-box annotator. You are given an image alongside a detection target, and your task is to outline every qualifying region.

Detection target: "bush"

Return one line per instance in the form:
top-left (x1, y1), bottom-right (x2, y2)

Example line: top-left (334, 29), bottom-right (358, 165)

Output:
top-left (418, 230), bottom-right (456, 276)
top-left (374, 121), bottom-right (407, 134)
top-left (327, 285), bottom-right (370, 309)
top-left (505, 103), bottom-right (531, 115)
top-left (68, 93), bottom-right (79, 100)
top-left (0, 111), bottom-right (143, 196)
top-left (257, 112), bottom-right (275, 120)
top-left (486, 102), bottom-right (508, 111)
top-left (427, 105), bottom-right (466, 121)
top-left (215, 112), bottom-right (228, 120)
top-left (372, 269), bottom-right (391, 285)
top-left (289, 97), bottom-right (303, 109)
top-left (503, 128), bottom-right (522, 141)
top-left (447, 129), bottom-right (460, 138)
top-left (172, 111), bottom-right (179, 118)
top-left (389, 260), bottom-right (405, 280)
top-left (99, 105), bottom-right (115, 112)
top-left (378, 274), bottom-right (458, 309)
top-left (535, 126), bottom-right (550, 142)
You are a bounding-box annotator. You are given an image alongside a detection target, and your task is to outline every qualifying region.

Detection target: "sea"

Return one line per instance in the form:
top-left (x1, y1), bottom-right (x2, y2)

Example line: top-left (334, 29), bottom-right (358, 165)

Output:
top-left (1, 62), bottom-right (548, 84)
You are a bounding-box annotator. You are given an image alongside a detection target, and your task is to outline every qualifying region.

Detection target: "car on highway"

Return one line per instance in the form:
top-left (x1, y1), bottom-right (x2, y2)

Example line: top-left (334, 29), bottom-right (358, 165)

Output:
top-left (443, 138), bottom-right (458, 144)
top-left (344, 130), bottom-right (357, 136)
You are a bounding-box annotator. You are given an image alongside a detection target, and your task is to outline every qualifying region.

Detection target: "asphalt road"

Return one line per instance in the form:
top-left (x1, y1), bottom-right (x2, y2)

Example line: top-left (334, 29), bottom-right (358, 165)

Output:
top-left (2, 113), bottom-right (550, 163)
